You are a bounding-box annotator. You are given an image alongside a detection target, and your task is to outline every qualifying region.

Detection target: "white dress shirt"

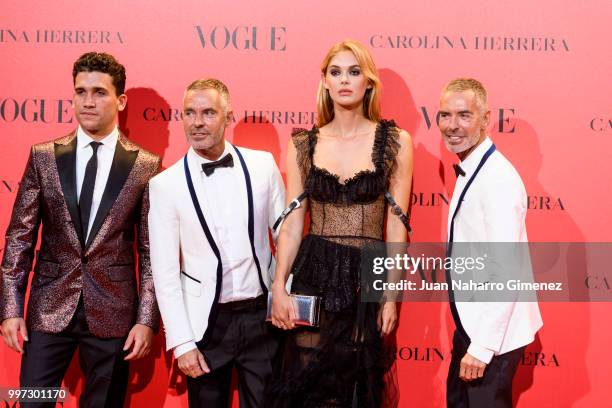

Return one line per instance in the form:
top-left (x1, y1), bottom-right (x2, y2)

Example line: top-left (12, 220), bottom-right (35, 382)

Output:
top-left (154, 141), bottom-right (286, 358)
top-left (448, 136), bottom-right (543, 364)
top-left (75, 126), bottom-right (118, 241)
top-left (194, 141), bottom-right (263, 303)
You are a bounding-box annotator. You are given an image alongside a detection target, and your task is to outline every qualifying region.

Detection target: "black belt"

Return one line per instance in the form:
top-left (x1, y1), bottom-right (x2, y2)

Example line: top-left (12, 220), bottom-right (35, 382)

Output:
top-left (217, 294), bottom-right (266, 312)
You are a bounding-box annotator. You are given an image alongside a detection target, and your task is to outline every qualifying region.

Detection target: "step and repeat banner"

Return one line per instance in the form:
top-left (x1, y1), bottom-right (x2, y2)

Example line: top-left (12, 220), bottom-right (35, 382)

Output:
top-left (1, 1), bottom-right (610, 407)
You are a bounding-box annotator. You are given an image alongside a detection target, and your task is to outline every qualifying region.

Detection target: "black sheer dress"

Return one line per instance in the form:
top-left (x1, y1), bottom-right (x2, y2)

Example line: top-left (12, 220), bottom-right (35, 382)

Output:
top-left (269, 120), bottom-right (401, 408)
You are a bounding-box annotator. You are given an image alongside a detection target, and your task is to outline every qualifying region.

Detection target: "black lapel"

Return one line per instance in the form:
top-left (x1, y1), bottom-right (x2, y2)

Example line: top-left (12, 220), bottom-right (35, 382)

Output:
top-left (445, 143), bottom-right (496, 343)
top-left (55, 135), bottom-right (84, 247)
top-left (232, 145), bottom-right (267, 295)
top-left (184, 155), bottom-right (222, 348)
top-left (86, 139), bottom-right (138, 248)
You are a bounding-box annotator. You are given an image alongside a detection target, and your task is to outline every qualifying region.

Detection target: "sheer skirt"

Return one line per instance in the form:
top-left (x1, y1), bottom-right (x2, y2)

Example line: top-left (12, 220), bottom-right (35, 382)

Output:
top-left (268, 235), bottom-right (398, 408)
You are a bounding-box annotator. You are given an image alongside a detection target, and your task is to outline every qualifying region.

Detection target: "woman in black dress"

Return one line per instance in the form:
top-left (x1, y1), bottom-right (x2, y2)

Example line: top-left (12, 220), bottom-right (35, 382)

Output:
top-left (270, 39), bottom-right (413, 407)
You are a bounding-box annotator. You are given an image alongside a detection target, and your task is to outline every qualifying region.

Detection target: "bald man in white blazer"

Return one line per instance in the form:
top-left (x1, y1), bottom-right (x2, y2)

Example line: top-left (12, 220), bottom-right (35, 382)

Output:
top-left (149, 78), bottom-right (285, 408)
top-left (438, 78), bottom-right (542, 408)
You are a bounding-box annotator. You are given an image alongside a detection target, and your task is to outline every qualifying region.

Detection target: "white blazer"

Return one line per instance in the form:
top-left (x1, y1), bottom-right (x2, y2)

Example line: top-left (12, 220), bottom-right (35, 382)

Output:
top-left (149, 143), bottom-right (285, 357)
top-left (448, 138), bottom-right (543, 364)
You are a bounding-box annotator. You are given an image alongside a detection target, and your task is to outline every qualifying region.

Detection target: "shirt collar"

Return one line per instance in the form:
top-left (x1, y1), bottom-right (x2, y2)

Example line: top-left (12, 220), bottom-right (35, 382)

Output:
top-left (458, 136), bottom-right (493, 177)
top-left (190, 140), bottom-right (232, 167)
top-left (76, 126), bottom-right (119, 151)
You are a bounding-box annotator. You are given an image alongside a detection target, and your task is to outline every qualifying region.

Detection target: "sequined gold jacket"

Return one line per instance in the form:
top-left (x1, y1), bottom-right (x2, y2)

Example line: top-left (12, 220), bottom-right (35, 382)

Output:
top-left (0, 131), bottom-right (161, 338)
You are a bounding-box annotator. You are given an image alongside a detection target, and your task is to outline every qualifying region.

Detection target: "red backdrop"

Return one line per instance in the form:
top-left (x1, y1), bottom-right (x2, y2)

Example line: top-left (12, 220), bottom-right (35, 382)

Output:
top-left (1, 1), bottom-right (611, 407)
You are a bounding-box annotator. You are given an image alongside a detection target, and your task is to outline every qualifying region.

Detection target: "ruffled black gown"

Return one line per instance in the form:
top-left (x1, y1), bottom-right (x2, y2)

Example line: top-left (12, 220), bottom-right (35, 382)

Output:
top-left (269, 120), bottom-right (401, 408)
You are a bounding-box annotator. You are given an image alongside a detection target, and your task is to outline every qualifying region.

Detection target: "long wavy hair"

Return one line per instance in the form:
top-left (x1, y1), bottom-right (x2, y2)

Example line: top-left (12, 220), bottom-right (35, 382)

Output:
top-left (316, 39), bottom-right (382, 127)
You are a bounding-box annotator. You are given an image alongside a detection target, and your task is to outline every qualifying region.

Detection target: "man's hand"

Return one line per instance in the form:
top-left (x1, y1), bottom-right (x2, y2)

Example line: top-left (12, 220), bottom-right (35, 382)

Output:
top-left (377, 301), bottom-right (397, 336)
top-left (459, 352), bottom-right (487, 381)
top-left (1, 318), bottom-right (28, 353)
top-left (123, 323), bottom-right (153, 360)
top-left (177, 349), bottom-right (210, 378)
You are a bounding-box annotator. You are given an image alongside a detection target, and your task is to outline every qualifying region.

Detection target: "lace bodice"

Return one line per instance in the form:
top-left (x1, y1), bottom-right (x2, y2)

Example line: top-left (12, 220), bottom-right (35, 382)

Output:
top-left (292, 119), bottom-right (400, 245)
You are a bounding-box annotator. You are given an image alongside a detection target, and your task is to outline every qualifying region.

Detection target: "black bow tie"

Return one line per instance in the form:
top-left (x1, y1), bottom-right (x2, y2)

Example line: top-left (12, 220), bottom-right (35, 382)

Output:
top-left (453, 164), bottom-right (466, 177)
top-left (201, 154), bottom-right (234, 176)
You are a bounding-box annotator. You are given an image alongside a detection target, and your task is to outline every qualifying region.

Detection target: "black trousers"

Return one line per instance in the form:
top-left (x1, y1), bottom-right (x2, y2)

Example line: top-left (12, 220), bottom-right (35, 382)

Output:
top-left (20, 297), bottom-right (129, 408)
top-left (187, 296), bottom-right (278, 408)
top-left (447, 330), bottom-right (524, 408)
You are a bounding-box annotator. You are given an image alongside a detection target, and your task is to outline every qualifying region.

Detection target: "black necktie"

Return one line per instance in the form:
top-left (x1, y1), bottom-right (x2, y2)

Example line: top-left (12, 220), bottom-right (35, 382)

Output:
top-left (453, 163), bottom-right (465, 177)
top-left (79, 141), bottom-right (102, 241)
top-left (201, 154), bottom-right (234, 176)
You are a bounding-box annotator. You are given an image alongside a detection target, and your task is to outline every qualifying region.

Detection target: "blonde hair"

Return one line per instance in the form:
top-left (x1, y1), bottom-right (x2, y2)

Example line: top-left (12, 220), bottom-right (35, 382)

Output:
top-left (316, 39), bottom-right (382, 127)
top-left (441, 78), bottom-right (488, 112)
top-left (185, 78), bottom-right (231, 112)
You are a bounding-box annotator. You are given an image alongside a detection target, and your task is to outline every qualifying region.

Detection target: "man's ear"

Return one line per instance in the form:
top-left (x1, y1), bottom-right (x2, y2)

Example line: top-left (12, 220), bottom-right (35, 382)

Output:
top-left (225, 109), bottom-right (233, 126)
top-left (117, 94), bottom-right (128, 111)
top-left (481, 109), bottom-right (491, 130)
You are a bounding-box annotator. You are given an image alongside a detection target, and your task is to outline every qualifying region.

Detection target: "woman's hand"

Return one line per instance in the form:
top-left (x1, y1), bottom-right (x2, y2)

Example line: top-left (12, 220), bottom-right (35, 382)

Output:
top-left (377, 301), bottom-right (397, 336)
top-left (271, 284), bottom-right (296, 330)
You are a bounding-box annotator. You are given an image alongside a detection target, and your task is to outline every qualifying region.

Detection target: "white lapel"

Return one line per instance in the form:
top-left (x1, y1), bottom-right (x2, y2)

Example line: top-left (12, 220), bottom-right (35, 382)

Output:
top-left (447, 138), bottom-right (495, 241)
top-left (186, 148), bottom-right (221, 246)
top-left (228, 143), bottom-right (249, 229)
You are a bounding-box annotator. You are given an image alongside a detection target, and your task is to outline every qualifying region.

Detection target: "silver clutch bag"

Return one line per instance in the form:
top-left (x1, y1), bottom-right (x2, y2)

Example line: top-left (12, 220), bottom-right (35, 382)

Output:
top-left (266, 292), bottom-right (321, 327)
